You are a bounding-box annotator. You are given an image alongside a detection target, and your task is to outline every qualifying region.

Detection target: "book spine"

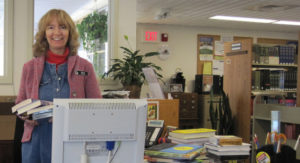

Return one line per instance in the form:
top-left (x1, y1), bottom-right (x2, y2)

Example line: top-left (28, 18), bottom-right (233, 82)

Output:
top-left (218, 139), bottom-right (242, 146)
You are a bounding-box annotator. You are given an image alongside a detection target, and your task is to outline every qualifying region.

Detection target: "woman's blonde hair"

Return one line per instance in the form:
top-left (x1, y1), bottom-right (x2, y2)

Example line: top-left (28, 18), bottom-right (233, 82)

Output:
top-left (33, 9), bottom-right (80, 57)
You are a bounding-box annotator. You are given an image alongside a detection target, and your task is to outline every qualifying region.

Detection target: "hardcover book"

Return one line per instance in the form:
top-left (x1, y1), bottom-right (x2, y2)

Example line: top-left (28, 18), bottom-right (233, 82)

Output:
top-left (11, 98), bottom-right (35, 113)
top-left (14, 99), bottom-right (53, 115)
top-left (206, 148), bottom-right (249, 156)
top-left (27, 104), bottom-right (54, 115)
top-left (205, 143), bottom-right (250, 152)
top-left (209, 135), bottom-right (243, 146)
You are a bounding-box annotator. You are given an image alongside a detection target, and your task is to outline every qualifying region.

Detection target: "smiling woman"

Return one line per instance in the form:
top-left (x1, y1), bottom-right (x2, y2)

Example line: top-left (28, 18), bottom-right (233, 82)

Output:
top-left (0, 0), bottom-right (13, 83)
top-left (34, 0), bottom-right (110, 78)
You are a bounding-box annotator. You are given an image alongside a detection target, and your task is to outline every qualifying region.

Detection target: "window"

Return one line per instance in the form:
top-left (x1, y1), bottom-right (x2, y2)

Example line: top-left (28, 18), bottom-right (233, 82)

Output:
top-left (0, 0), bottom-right (13, 83)
top-left (34, 0), bottom-right (110, 77)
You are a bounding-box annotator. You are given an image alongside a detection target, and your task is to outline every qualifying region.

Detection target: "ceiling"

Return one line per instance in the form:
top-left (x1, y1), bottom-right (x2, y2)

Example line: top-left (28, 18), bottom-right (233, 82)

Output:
top-left (34, 0), bottom-right (300, 33)
top-left (136, 0), bottom-right (300, 33)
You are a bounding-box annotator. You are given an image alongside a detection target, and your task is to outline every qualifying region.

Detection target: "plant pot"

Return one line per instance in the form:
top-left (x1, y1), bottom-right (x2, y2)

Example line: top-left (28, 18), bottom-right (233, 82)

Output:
top-left (123, 85), bottom-right (141, 99)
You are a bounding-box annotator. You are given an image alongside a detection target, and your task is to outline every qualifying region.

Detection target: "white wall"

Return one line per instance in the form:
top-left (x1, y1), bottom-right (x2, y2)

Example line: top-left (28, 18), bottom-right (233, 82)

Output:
top-left (137, 23), bottom-right (298, 98)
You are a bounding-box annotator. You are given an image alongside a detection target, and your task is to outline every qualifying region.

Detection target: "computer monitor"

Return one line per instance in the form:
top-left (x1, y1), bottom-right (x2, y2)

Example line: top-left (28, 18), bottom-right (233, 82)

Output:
top-left (51, 98), bottom-right (147, 163)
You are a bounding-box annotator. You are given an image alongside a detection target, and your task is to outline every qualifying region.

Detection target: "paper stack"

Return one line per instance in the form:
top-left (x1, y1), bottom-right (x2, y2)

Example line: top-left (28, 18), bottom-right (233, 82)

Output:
top-left (168, 128), bottom-right (216, 145)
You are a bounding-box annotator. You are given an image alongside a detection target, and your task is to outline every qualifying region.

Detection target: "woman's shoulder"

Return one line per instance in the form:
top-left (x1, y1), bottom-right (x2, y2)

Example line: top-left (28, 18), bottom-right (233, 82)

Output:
top-left (24, 56), bottom-right (45, 66)
top-left (22, 56), bottom-right (45, 72)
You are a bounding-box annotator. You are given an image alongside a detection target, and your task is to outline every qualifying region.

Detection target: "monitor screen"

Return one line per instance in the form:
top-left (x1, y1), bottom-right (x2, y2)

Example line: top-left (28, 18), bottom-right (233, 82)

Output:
top-left (51, 99), bottom-right (147, 163)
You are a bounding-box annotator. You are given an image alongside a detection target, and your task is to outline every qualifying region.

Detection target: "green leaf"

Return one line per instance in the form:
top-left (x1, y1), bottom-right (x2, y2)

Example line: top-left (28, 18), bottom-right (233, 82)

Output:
top-left (124, 35), bottom-right (128, 41)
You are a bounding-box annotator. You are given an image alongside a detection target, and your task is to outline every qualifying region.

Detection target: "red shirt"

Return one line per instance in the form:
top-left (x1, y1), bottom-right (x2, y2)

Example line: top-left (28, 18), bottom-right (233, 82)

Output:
top-left (46, 47), bottom-right (69, 70)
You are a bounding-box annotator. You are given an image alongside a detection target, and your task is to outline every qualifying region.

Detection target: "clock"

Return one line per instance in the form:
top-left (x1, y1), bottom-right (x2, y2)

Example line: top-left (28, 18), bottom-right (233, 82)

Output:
top-left (158, 45), bottom-right (171, 60)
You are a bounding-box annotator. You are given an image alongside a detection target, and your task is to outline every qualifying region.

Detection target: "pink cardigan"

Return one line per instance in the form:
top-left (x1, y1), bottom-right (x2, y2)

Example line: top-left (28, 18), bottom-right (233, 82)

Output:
top-left (16, 55), bottom-right (102, 142)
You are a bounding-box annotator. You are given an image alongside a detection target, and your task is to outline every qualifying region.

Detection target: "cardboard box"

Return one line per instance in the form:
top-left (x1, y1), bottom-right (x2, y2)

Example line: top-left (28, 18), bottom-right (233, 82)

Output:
top-left (0, 115), bottom-right (16, 140)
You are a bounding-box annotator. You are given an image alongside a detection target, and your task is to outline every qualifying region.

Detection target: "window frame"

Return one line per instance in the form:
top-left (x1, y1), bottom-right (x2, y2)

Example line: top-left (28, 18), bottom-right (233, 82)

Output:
top-left (0, 0), bottom-right (13, 84)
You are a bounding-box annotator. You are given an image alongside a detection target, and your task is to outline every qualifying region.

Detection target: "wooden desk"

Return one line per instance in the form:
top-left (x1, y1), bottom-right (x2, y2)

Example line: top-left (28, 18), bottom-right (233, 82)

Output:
top-left (148, 99), bottom-right (180, 134)
top-left (0, 98), bottom-right (16, 163)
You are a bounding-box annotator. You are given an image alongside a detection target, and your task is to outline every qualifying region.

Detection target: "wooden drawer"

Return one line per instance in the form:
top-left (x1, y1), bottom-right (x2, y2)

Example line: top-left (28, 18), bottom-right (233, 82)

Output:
top-left (171, 93), bottom-right (199, 119)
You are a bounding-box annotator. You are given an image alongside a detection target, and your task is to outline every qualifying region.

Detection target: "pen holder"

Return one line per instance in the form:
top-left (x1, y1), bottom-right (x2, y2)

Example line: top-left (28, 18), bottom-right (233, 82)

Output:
top-left (256, 144), bottom-right (296, 163)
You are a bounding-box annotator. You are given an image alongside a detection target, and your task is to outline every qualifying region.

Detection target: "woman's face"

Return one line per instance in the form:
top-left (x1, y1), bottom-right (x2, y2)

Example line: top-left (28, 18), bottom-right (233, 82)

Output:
top-left (45, 17), bottom-right (69, 54)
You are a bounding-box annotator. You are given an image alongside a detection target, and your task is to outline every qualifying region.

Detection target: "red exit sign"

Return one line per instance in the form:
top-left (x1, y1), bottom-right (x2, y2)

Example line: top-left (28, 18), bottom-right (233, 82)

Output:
top-left (143, 31), bottom-right (159, 42)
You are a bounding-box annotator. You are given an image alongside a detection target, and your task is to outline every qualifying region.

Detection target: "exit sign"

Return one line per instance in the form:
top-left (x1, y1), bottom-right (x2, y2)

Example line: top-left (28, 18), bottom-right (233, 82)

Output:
top-left (143, 30), bottom-right (159, 42)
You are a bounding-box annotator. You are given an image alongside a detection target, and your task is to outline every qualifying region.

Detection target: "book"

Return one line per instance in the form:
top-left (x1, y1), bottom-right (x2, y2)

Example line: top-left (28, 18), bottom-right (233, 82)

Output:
top-left (27, 104), bottom-right (54, 115)
top-left (11, 98), bottom-right (35, 113)
top-left (16, 100), bottom-right (53, 115)
top-left (209, 135), bottom-right (243, 146)
top-left (169, 128), bottom-right (216, 139)
top-left (144, 143), bottom-right (204, 160)
top-left (206, 149), bottom-right (249, 156)
top-left (169, 136), bottom-right (209, 145)
top-left (204, 143), bottom-right (250, 152)
top-left (32, 109), bottom-right (53, 120)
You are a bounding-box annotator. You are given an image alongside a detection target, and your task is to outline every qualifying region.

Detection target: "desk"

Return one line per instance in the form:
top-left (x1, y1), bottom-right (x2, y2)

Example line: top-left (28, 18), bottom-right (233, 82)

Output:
top-left (147, 99), bottom-right (179, 134)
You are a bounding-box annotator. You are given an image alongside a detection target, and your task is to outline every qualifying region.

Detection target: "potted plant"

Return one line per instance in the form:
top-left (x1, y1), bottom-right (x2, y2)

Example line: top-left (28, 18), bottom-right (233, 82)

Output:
top-left (76, 10), bottom-right (108, 76)
top-left (76, 10), bottom-right (107, 52)
top-left (102, 35), bottom-right (163, 98)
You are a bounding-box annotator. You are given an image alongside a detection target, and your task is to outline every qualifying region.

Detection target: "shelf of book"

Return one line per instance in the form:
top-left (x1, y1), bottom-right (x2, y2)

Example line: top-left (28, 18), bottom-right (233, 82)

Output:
top-left (252, 96), bottom-right (300, 160)
top-left (223, 36), bottom-right (300, 145)
top-left (252, 63), bottom-right (298, 67)
top-left (251, 90), bottom-right (296, 96)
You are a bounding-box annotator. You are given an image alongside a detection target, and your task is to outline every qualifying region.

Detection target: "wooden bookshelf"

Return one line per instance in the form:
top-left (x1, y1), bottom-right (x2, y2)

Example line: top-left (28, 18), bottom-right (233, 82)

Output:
top-left (252, 100), bottom-right (300, 160)
top-left (223, 34), bottom-right (300, 143)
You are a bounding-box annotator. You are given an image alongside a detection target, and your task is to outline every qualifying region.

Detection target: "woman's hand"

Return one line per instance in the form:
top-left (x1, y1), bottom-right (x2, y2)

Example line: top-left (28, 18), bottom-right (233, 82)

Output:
top-left (19, 115), bottom-right (38, 126)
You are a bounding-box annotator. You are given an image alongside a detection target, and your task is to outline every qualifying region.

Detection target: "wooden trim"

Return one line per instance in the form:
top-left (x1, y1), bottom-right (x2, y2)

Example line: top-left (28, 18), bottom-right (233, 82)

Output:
top-left (257, 38), bottom-right (296, 45)
top-left (234, 36), bottom-right (253, 42)
top-left (0, 96), bottom-right (16, 103)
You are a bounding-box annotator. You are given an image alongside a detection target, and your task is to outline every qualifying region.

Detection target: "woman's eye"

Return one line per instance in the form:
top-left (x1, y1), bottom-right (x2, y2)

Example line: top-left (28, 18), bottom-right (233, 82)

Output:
top-left (60, 25), bottom-right (66, 29)
top-left (47, 26), bottom-right (54, 30)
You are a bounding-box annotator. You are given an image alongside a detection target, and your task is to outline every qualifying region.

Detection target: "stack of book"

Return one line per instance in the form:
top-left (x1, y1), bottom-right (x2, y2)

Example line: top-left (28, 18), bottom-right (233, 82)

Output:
top-left (144, 143), bottom-right (205, 162)
top-left (11, 98), bottom-right (53, 120)
top-left (168, 128), bottom-right (216, 145)
top-left (205, 135), bottom-right (250, 157)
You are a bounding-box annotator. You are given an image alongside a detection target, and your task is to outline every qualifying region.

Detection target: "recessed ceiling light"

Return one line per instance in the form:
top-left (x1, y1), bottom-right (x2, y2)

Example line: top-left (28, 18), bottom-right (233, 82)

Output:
top-left (273, 21), bottom-right (300, 26)
top-left (210, 15), bottom-right (276, 23)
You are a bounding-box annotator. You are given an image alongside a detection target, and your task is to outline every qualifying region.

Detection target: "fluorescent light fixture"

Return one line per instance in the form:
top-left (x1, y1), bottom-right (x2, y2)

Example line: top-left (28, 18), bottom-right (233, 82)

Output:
top-left (273, 20), bottom-right (300, 26)
top-left (210, 15), bottom-right (276, 23)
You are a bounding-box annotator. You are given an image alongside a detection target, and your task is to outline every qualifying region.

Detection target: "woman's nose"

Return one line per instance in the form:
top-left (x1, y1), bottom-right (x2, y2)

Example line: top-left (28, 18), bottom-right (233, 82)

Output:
top-left (53, 27), bottom-right (61, 34)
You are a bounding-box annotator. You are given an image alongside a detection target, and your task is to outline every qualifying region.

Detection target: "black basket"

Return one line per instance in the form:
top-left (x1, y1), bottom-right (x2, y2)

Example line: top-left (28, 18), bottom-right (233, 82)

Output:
top-left (256, 144), bottom-right (297, 163)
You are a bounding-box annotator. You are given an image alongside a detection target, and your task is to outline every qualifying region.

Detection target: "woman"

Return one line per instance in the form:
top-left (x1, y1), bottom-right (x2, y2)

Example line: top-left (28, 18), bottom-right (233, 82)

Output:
top-left (15, 9), bottom-right (101, 163)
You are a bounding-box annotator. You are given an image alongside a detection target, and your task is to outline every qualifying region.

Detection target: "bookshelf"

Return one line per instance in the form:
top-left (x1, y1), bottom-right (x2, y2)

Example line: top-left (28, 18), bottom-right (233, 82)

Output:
top-left (223, 36), bottom-right (300, 144)
top-left (252, 96), bottom-right (300, 160)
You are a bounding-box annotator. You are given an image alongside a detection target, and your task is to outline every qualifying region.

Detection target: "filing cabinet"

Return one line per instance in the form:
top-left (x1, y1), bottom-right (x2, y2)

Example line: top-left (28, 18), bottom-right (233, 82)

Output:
top-left (171, 93), bottom-right (199, 129)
